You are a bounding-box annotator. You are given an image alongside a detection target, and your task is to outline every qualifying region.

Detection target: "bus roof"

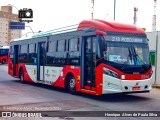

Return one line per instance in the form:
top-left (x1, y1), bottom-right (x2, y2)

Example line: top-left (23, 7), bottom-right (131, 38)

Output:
top-left (11, 19), bottom-right (145, 42)
top-left (11, 36), bottom-right (33, 41)
top-left (11, 24), bottom-right (79, 41)
top-left (32, 24), bottom-right (78, 38)
top-left (77, 19), bottom-right (145, 34)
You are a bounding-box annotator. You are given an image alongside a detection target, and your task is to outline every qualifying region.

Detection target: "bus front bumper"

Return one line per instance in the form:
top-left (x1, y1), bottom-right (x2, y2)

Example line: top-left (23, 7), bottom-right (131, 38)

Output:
top-left (102, 74), bottom-right (152, 94)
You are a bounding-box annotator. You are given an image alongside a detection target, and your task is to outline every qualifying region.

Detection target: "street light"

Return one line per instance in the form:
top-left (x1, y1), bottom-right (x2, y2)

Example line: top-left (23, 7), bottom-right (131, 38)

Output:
top-left (8, 4), bottom-right (18, 11)
top-left (25, 26), bottom-right (35, 35)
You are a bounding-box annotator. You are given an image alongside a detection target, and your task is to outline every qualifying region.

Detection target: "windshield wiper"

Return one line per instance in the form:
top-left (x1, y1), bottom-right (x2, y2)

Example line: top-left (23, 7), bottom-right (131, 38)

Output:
top-left (134, 54), bottom-right (148, 69)
top-left (121, 48), bottom-right (132, 69)
top-left (132, 46), bottom-right (148, 70)
top-left (133, 54), bottom-right (148, 70)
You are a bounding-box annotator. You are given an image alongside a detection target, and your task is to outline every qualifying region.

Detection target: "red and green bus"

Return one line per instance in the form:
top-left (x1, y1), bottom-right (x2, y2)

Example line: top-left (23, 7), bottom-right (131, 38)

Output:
top-left (0, 46), bottom-right (9, 64)
top-left (8, 19), bottom-right (152, 95)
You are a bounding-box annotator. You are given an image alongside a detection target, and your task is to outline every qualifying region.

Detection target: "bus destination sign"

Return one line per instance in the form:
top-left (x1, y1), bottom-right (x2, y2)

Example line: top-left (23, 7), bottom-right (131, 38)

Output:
top-left (107, 35), bottom-right (146, 43)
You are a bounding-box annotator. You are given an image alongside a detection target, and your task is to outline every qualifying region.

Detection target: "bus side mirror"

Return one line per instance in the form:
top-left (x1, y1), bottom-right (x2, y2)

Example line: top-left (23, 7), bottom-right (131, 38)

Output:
top-left (95, 30), bottom-right (106, 35)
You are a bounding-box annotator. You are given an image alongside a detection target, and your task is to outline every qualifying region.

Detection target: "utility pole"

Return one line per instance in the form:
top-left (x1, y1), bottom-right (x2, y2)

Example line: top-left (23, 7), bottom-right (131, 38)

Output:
top-left (133, 7), bottom-right (138, 25)
top-left (152, 0), bottom-right (157, 31)
top-left (91, 0), bottom-right (94, 19)
top-left (114, 0), bottom-right (116, 21)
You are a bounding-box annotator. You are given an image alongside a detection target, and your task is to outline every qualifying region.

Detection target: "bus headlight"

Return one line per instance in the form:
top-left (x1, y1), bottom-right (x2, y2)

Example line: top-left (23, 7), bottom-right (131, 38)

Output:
top-left (103, 68), bottom-right (119, 78)
top-left (150, 70), bottom-right (153, 78)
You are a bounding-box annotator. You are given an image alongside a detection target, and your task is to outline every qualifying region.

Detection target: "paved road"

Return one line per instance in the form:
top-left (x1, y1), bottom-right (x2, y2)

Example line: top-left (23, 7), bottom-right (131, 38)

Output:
top-left (0, 64), bottom-right (160, 120)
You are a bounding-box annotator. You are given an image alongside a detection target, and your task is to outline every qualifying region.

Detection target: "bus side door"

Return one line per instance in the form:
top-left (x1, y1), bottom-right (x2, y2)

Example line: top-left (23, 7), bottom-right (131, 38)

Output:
top-left (37, 42), bottom-right (46, 81)
top-left (81, 36), bottom-right (97, 90)
top-left (13, 45), bottom-right (19, 76)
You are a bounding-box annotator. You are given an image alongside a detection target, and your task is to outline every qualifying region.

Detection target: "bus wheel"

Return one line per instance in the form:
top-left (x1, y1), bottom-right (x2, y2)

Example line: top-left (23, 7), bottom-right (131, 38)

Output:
top-left (68, 76), bottom-right (77, 94)
top-left (19, 69), bottom-right (25, 83)
top-left (2, 59), bottom-right (6, 64)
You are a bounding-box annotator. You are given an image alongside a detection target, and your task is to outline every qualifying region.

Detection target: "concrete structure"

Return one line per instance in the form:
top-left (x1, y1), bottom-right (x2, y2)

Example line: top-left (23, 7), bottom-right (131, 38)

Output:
top-left (0, 6), bottom-right (21, 46)
top-left (147, 31), bottom-right (160, 85)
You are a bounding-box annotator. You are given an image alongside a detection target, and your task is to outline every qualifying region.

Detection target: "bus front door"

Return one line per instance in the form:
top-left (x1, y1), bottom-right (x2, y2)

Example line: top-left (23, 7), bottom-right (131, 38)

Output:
top-left (37, 42), bottom-right (46, 81)
top-left (81, 36), bottom-right (96, 90)
top-left (13, 45), bottom-right (19, 77)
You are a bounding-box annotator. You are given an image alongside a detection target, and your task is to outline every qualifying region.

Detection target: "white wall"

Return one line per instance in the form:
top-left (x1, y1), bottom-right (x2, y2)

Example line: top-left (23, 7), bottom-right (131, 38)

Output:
top-left (147, 31), bottom-right (160, 85)
top-left (156, 32), bottom-right (160, 84)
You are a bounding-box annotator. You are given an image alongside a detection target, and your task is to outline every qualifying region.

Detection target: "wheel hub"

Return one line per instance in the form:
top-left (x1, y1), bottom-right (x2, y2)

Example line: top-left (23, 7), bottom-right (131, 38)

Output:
top-left (70, 79), bottom-right (75, 88)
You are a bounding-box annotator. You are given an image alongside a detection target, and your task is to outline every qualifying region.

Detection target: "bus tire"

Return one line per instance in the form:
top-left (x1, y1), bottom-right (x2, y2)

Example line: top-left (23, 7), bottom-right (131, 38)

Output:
top-left (2, 59), bottom-right (6, 64)
top-left (19, 69), bottom-right (25, 83)
top-left (68, 76), bottom-right (77, 94)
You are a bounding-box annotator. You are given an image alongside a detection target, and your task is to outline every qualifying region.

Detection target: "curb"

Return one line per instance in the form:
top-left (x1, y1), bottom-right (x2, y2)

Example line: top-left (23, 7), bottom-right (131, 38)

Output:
top-left (152, 85), bottom-right (160, 89)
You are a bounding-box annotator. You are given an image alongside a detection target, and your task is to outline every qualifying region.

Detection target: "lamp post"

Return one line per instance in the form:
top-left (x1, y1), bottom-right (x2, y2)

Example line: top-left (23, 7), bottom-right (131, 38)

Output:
top-left (8, 4), bottom-right (19, 11)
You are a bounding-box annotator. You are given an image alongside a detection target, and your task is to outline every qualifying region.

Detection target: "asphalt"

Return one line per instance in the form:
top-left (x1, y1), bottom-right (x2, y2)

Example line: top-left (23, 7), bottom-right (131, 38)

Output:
top-left (0, 64), bottom-right (160, 120)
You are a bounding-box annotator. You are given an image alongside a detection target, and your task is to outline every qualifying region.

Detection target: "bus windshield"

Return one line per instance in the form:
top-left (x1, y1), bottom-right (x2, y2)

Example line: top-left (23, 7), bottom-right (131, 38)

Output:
top-left (101, 33), bottom-right (151, 73)
top-left (105, 42), bottom-right (150, 66)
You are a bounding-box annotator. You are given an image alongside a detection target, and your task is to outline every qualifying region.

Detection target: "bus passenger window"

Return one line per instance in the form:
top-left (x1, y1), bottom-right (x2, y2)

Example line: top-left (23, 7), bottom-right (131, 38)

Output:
top-left (20, 45), bottom-right (28, 53)
top-left (58, 40), bottom-right (65, 52)
top-left (69, 38), bottom-right (79, 52)
top-left (29, 43), bottom-right (36, 53)
top-left (48, 41), bottom-right (56, 52)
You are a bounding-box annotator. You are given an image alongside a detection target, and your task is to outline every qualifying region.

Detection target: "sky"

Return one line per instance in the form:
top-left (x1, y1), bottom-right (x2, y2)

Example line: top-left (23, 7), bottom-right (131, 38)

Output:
top-left (0, 0), bottom-right (160, 36)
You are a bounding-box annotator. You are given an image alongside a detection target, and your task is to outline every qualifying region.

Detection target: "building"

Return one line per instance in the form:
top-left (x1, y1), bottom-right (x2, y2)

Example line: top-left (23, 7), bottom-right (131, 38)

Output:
top-left (147, 31), bottom-right (160, 85)
top-left (0, 6), bottom-right (21, 46)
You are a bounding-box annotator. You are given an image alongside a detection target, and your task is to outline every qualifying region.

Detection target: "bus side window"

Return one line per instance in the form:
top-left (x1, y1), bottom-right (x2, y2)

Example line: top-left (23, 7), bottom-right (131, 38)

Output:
top-left (20, 45), bottom-right (28, 53)
top-left (56, 40), bottom-right (65, 65)
top-left (57, 40), bottom-right (65, 52)
top-left (18, 45), bottom-right (20, 54)
top-left (28, 43), bottom-right (36, 64)
top-left (29, 43), bottom-right (36, 53)
top-left (19, 44), bottom-right (28, 63)
top-left (69, 38), bottom-right (79, 52)
top-left (68, 38), bottom-right (80, 65)
top-left (9, 46), bottom-right (12, 54)
top-left (0, 49), bottom-right (7, 55)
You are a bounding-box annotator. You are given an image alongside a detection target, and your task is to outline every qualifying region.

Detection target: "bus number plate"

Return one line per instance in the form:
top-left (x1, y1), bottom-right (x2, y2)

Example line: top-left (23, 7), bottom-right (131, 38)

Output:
top-left (132, 86), bottom-right (140, 91)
